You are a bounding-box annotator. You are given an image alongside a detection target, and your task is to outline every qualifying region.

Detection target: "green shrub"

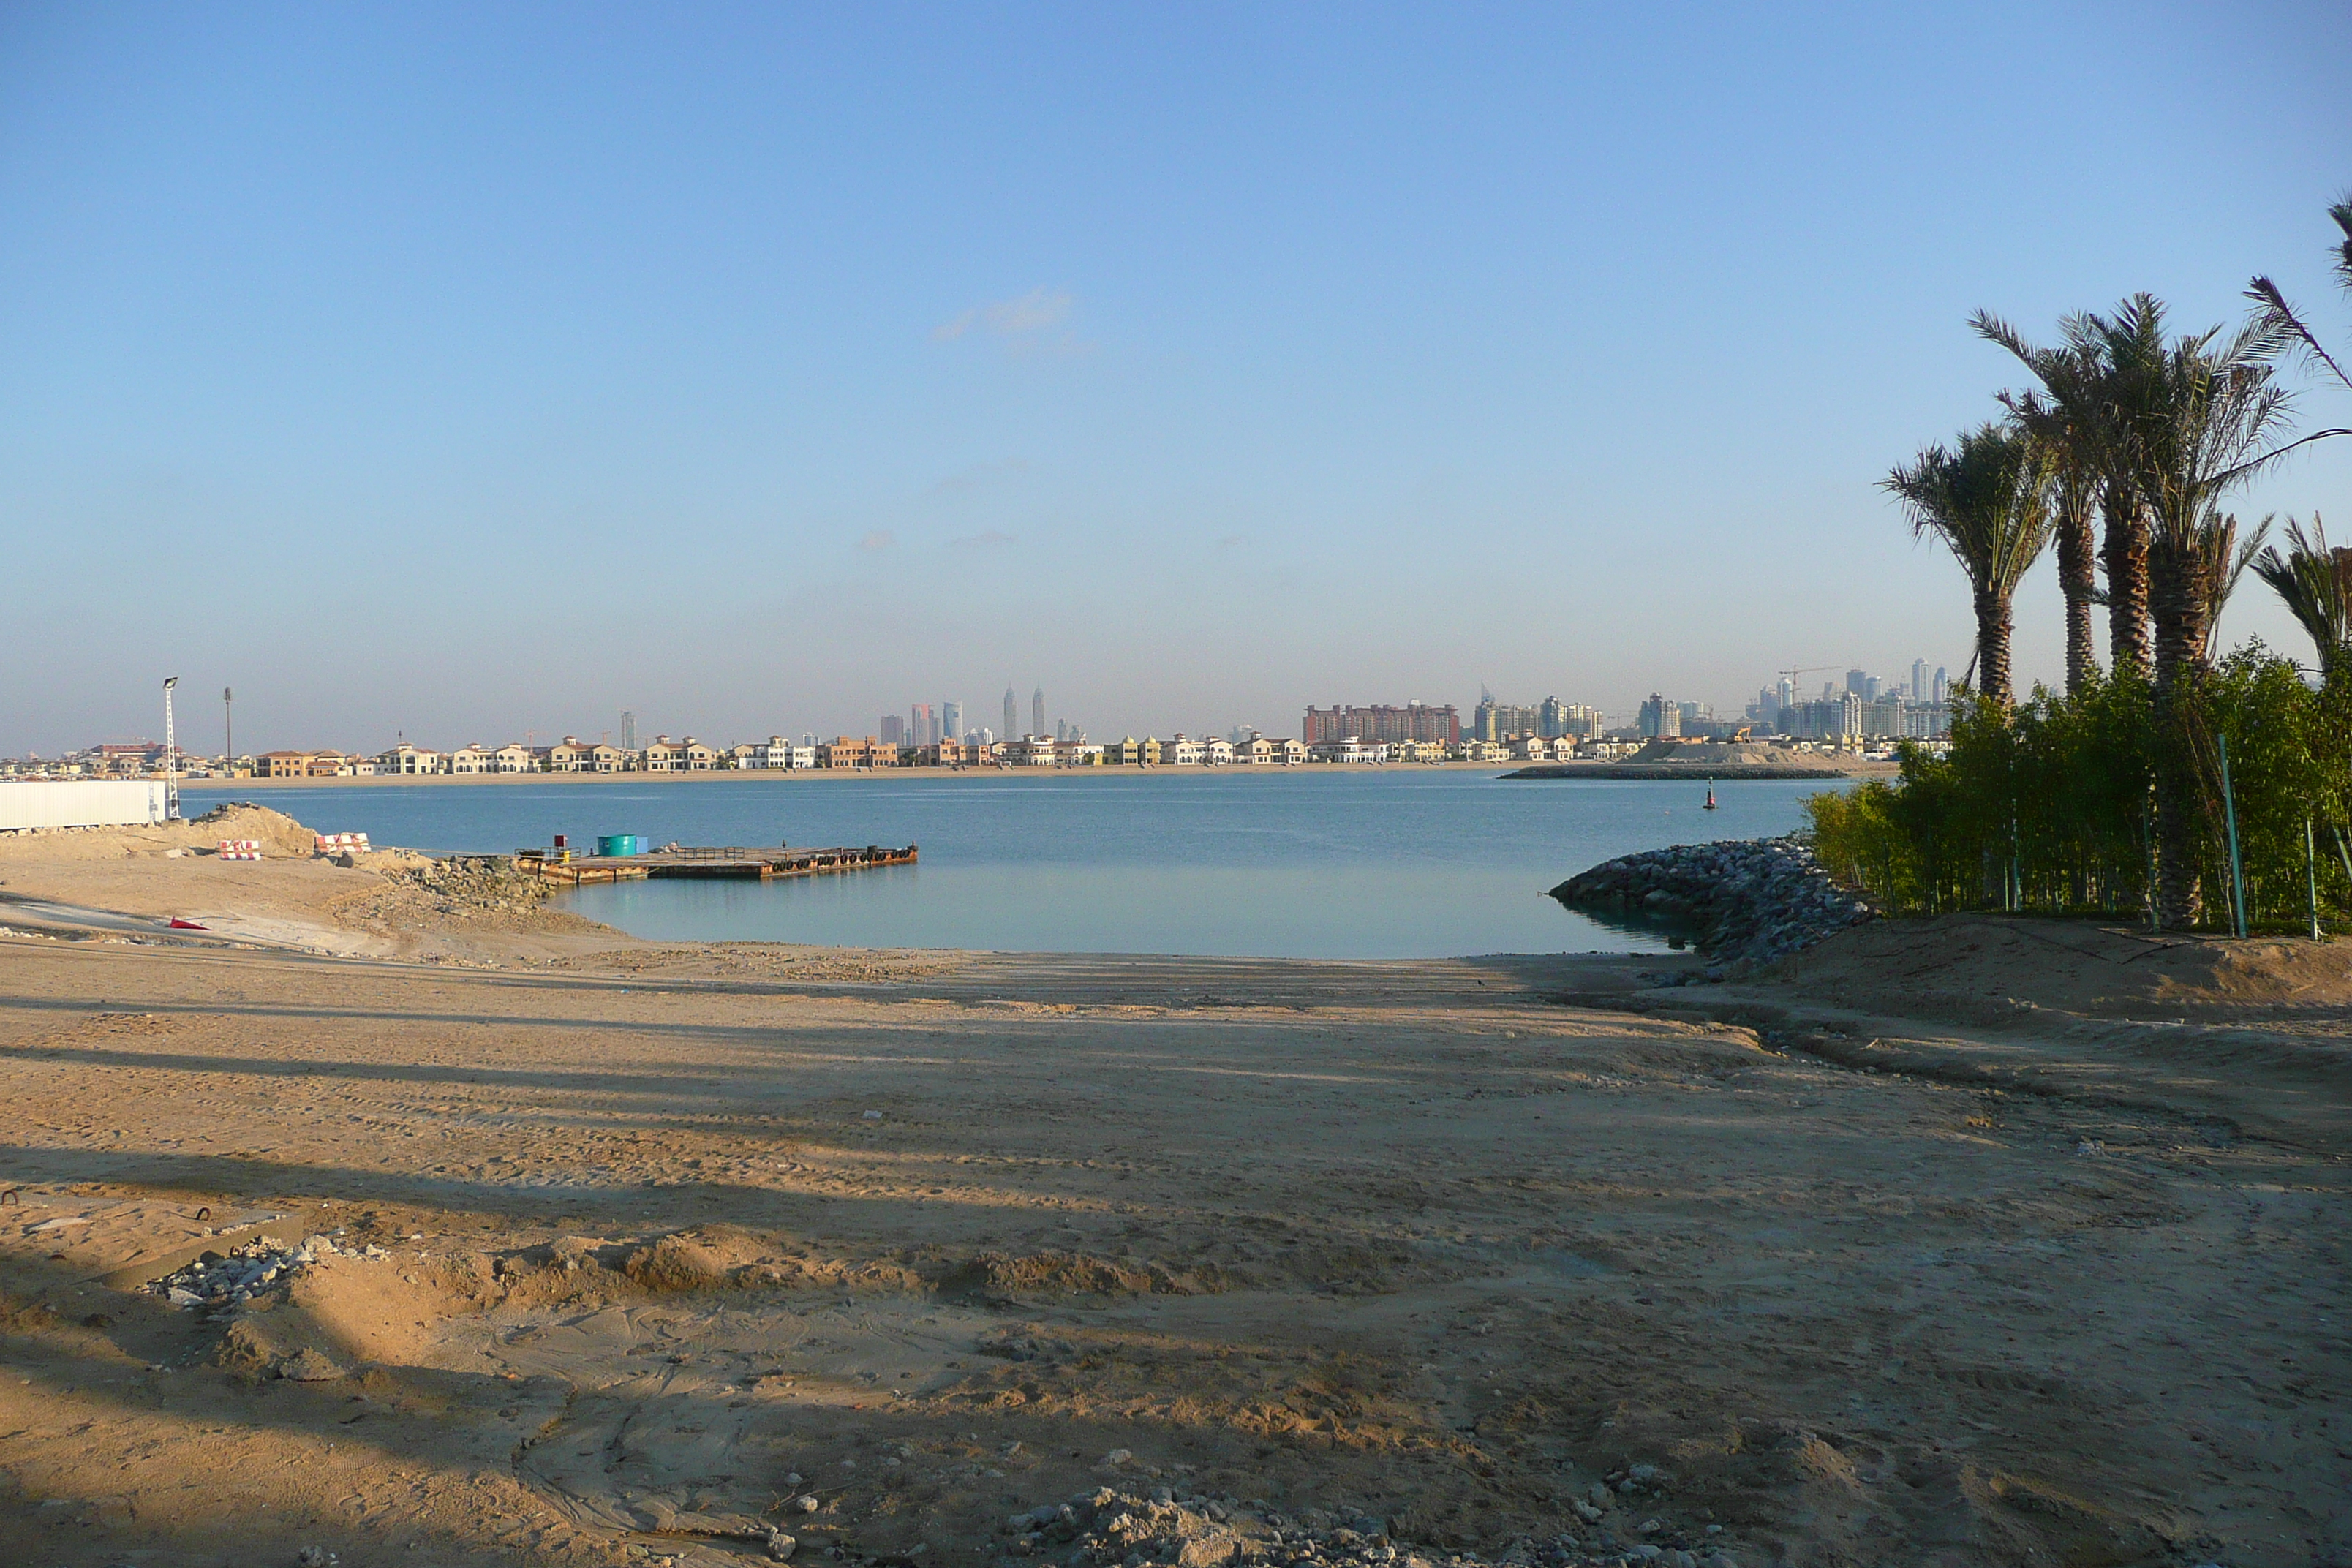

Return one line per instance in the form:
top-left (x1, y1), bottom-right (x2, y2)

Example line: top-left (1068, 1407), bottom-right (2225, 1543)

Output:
top-left (1804, 644), bottom-right (2352, 929)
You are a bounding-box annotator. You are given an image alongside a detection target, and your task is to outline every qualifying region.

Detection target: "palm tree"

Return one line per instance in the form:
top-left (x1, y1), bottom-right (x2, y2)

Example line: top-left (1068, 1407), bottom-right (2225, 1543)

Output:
top-left (1881, 421), bottom-right (2054, 710)
top-left (2252, 514), bottom-right (2352, 676)
top-left (2013, 414), bottom-right (2103, 693)
top-left (2126, 310), bottom-right (2294, 927)
top-left (1974, 305), bottom-right (2162, 676)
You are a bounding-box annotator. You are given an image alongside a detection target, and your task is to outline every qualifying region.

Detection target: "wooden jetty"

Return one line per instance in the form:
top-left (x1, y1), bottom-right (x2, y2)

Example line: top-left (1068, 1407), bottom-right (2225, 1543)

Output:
top-left (519, 843), bottom-right (917, 888)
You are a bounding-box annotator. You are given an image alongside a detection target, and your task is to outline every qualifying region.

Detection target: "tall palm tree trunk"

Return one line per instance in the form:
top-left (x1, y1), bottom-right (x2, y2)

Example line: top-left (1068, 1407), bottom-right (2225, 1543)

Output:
top-left (2147, 538), bottom-right (2210, 928)
top-left (2104, 489), bottom-right (2151, 674)
top-left (2058, 508), bottom-right (2097, 695)
top-left (1972, 586), bottom-right (2013, 709)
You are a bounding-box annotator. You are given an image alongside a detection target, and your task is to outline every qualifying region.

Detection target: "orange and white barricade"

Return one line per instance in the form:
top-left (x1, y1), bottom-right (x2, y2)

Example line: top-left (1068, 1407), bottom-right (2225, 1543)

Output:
top-left (216, 840), bottom-right (263, 861)
top-left (315, 832), bottom-right (371, 854)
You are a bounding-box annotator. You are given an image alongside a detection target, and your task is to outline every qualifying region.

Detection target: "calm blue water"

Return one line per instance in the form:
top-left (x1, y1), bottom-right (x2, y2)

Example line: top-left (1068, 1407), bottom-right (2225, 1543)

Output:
top-left (180, 772), bottom-right (1843, 958)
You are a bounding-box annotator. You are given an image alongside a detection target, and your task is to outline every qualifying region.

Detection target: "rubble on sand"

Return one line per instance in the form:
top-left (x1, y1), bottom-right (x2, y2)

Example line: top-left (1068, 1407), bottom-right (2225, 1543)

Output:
top-left (989, 1477), bottom-right (1743, 1568)
top-left (147, 1232), bottom-right (386, 1311)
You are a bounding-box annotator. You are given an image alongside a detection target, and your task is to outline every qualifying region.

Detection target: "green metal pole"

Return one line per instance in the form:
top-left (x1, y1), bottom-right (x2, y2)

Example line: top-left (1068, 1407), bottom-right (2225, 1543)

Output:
top-left (2307, 818), bottom-right (2322, 941)
top-left (2219, 736), bottom-right (2247, 938)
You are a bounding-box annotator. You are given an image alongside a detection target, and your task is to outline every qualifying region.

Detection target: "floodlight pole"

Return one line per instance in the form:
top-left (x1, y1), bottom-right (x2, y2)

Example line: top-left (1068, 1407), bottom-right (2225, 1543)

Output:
top-left (224, 687), bottom-right (234, 775)
top-left (162, 676), bottom-right (181, 821)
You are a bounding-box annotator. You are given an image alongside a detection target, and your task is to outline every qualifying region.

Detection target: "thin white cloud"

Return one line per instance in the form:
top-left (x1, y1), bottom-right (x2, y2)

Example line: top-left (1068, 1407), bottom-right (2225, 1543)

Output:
top-left (930, 458), bottom-right (1030, 495)
top-left (855, 529), bottom-right (895, 552)
top-left (932, 287), bottom-right (1076, 344)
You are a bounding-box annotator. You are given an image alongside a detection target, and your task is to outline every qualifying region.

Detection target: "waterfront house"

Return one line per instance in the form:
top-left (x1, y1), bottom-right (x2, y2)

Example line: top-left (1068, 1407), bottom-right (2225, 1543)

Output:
top-left (1279, 738), bottom-right (1308, 764)
top-left (494, 744), bottom-right (535, 773)
top-left (684, 740), bottom-right (720, 771)
top-left (377, 745), bottom-right (442, 776)
top-left (1104, 736), bottom-right (1161, 766)
top-left (906, 739), bottom-right (970, 767)
top-left (1202, 737), bottom-right (1235, 766)
top-left (254, 750), bottom-right (312, 779)
top-left (541, 739), bottom-right (588, 773)
top-left (449, 745), bottom-right (495, 774)
top-left (817, 736), bottom-right (881, 769)
top-left (1234, 736), bottom-right (1275, 764)
top-left (643, 737), bottom-right (687, 772)
top-left (589, 744), bottom-right (629, 773)
top-left (1163, 735), bottom-right (1203, 766)
top-left (744, 736), bottom-right (802, 769)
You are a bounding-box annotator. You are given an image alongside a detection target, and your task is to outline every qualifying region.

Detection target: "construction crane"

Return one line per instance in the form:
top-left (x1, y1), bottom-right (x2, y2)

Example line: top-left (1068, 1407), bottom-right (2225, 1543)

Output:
top-left (1777, 664), bottom-right (1839, 693)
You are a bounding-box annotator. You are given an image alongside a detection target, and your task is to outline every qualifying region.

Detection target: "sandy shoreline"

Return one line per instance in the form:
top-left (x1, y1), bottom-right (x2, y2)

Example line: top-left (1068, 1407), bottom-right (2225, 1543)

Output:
top-left (0, 810), bottom-right (2345, 1567)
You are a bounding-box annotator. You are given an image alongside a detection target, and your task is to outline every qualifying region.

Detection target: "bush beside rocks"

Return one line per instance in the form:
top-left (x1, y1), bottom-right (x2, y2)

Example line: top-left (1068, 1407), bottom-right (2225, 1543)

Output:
top-left (1550, 835), bottom-right (1872, 979)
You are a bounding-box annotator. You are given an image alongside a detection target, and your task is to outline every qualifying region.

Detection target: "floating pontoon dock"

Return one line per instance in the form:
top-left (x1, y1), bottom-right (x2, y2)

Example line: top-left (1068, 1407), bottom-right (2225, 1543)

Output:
top-left (520, 843), bottom-right (917, 887)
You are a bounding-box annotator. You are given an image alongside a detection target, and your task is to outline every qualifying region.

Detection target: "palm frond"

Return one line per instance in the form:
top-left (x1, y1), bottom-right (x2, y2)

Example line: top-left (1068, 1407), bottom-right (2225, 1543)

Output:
top-left (2244, 276), bottom-right (2352, 393)
top-left (2329, 194), bottom-right (2352, 294)
top-left (1881, 421), bottom-right (2055, 600)
top-left (2198, 511), bottom-right (2272, 662)
top-left (2251, 512), bottom-right (2352, 676)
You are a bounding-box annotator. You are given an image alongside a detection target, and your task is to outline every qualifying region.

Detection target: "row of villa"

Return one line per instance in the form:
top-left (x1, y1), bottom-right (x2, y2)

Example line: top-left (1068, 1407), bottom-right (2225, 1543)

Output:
top-left (7, 733), bottom-right (1646, 783)
top-left (181, 731), bottom-right (1610, 778)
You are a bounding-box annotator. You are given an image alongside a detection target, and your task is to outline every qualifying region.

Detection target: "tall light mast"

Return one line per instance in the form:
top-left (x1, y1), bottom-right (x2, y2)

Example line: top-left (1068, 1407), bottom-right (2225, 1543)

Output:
top-left (162, 676), bottom-right (181, 821)
top-left (223, 687), bottom-right (234, 774)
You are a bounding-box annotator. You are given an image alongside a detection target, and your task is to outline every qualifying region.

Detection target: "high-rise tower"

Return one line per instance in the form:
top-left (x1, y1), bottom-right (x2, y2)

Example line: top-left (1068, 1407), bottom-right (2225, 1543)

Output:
top-left (943, 701), bottom-right (964, 742)
top-left (1003, 687), bottom-right (1018, 739)
top-left (1032, 686), bottom-right (1044, 738)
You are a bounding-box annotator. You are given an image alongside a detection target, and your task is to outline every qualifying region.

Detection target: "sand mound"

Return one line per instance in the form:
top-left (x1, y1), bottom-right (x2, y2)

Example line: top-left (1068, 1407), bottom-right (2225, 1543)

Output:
top-left (1779, 911), bottom-right (2352, 1022)
top-left (186, 802), bottom-right (324, 857)
top-left (1627, 739), bottom-right (1854, 772)
top-left (0, 801), bottom-right (325, 864)
top-left (622, 1230), bottom-right (745, 1292)
top-left (947, 1248), bottom-right (1234, 1300)
top-left (208, 1250), bottom-right (451, 1382)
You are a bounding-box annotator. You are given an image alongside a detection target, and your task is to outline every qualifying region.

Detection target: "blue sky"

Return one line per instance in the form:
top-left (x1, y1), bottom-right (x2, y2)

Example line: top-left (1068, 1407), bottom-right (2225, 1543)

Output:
top-left (4, 2), bottom-right (2348, 752)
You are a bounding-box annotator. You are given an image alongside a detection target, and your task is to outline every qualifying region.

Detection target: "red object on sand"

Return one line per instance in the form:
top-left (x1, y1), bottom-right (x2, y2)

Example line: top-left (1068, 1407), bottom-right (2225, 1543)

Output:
top-left (167, 919), bottom-right (206, 930)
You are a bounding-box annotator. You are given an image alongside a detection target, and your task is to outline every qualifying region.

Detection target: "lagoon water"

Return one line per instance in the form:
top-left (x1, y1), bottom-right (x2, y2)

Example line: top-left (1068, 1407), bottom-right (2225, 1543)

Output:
top-left (181, 771), bottom-right (1843, 959)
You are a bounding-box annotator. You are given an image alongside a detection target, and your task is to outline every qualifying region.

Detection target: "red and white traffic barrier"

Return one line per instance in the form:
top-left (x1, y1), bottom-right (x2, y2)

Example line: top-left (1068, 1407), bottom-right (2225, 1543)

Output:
top-left (314, 832), bottom-right (371, 853)
top-left (216, 840), bottom-right (262, 860)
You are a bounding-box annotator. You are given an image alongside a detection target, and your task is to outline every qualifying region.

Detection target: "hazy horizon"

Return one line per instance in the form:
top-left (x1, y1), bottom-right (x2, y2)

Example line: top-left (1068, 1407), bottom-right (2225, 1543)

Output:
top-left (5, 4), bottom-right (2349, 755)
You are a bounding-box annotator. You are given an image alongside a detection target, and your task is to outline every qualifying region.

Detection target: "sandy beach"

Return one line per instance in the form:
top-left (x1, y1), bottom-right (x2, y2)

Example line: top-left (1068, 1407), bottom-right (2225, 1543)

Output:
top-left (0, 810), bottom-right (2345, 1568)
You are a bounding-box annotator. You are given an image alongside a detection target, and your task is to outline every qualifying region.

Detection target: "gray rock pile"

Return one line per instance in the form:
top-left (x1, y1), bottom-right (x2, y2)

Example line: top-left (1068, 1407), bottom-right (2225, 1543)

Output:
top-left (1550, 834), bottom-right (1872, 977)
top-left (389, 856), bottom-right (553, 914)
top-left (994, 1475), bottom-right (1741, 1568)
top-left (148, 1232), bottom-right (383, 1311)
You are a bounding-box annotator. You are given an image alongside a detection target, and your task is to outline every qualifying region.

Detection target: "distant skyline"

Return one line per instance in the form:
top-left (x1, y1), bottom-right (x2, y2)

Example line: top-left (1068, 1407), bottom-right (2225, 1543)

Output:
top-left (4, 4), bottom-right (2349, 755)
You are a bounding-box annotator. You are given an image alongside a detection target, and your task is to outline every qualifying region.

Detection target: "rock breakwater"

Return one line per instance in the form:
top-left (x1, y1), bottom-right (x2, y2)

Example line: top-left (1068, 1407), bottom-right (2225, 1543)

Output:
top-left (1549, 835), bottom-right (1872, 976)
